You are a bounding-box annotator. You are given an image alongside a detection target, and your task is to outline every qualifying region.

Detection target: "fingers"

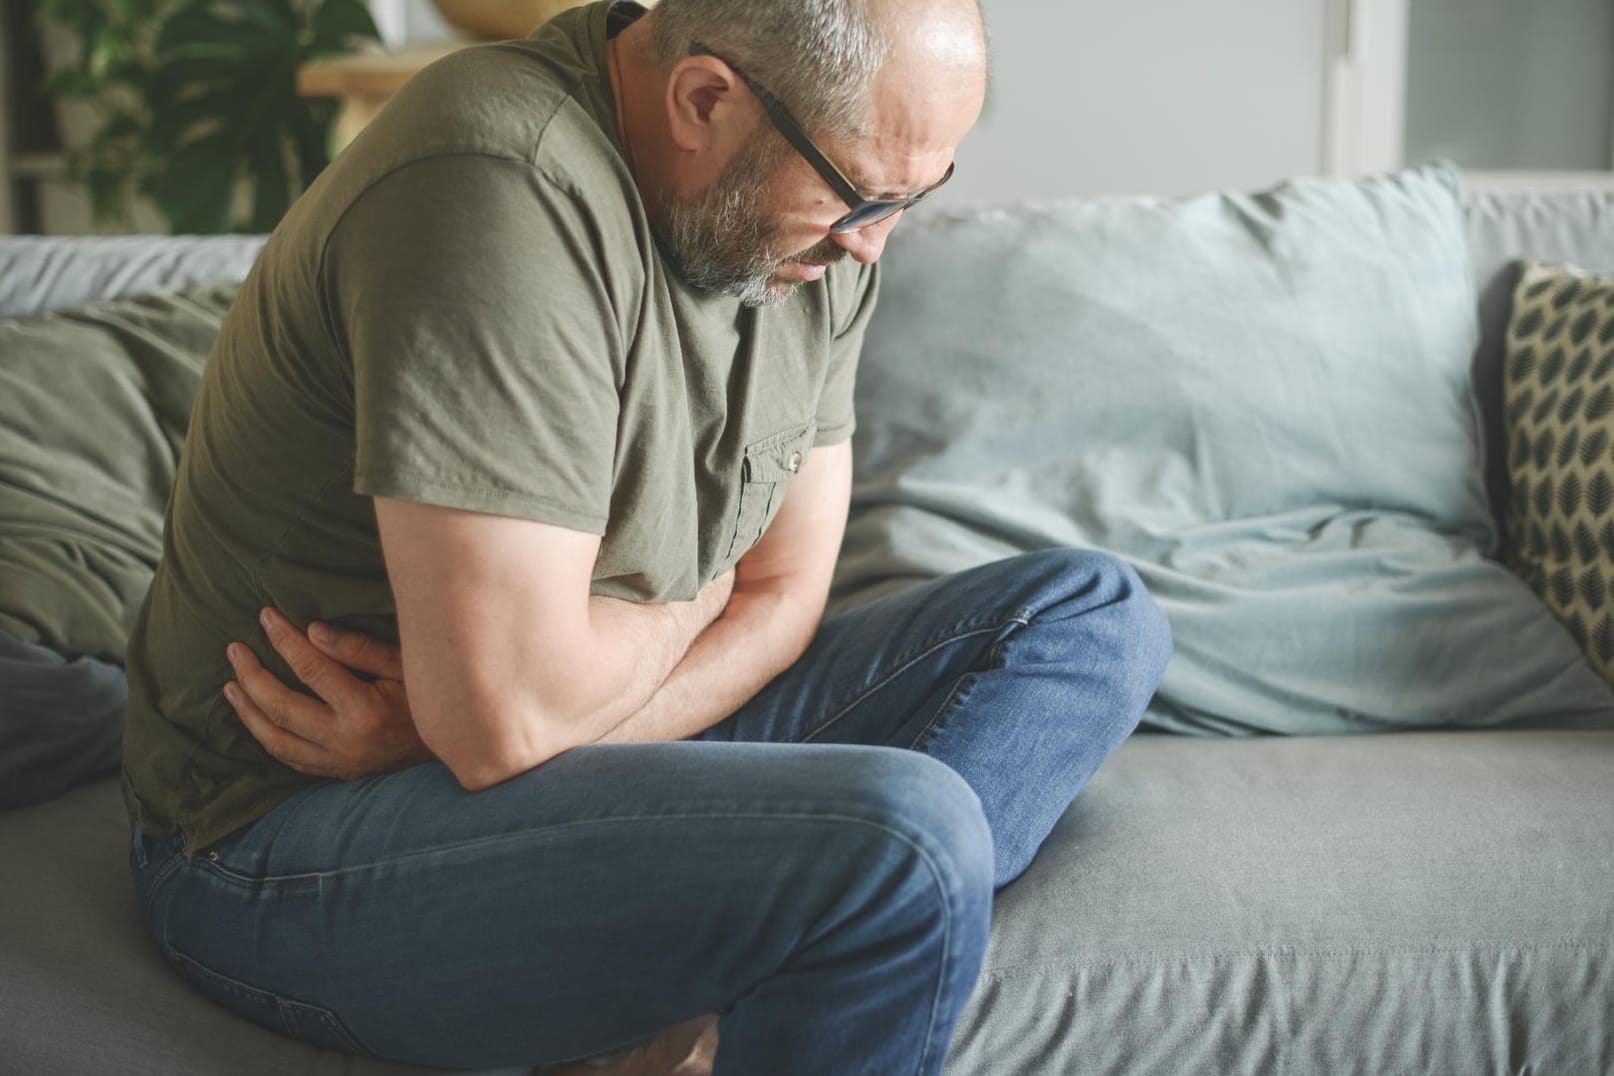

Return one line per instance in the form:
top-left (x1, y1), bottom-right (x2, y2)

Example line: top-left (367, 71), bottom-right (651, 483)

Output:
top-left (259, 608), bottom-right (360, 707)
top-left (307, 619), bottom-right (405, 681)
top-left (223, 664), bottom-right (340, 778)
top-left (226, 643), bottom-right (331, 747)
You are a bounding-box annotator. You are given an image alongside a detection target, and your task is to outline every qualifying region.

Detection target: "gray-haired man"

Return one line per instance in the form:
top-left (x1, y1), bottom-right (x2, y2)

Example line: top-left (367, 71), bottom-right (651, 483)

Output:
top-left (122, 1), bottom-right (1171, 1072)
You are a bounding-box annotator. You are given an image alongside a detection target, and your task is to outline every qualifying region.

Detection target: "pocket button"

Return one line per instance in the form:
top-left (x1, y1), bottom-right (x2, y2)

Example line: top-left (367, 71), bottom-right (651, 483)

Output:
top-left (788, 450), bottom-right (803, 473)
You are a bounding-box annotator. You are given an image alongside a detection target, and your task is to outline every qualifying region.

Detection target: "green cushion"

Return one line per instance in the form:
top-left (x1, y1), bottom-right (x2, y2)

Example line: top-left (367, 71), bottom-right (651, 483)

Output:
top-left (0, 284), bottom-right (238, 662)
top-left (832, 162), bottom-right (1614, 733)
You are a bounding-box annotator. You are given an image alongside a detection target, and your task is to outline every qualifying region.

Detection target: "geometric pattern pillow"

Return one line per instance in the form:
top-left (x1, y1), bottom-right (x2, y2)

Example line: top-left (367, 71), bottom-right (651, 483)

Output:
top-left (1503, 258), bottom-right (1614, 682)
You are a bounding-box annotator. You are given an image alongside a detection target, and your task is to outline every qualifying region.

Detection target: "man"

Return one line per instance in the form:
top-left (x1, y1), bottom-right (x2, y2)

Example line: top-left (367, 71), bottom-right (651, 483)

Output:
top-left (122, 0), bottom-right (1172, 1072)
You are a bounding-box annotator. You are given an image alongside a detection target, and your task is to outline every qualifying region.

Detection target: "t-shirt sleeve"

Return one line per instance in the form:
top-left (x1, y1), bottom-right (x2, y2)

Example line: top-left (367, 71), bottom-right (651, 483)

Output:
top-left (814, 259), bottom-right (880, 447)
top-left (326, 154), bottom-right (631, 534)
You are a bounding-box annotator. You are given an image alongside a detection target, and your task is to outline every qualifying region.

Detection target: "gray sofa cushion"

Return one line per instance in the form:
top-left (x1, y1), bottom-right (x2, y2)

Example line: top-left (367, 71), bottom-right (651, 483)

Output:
top-left (5, 734), bottom-right (1608, 1076)
top-left (832, 164), bottom-right (1614, 736)
top-left (944, 729), bottom-right (1614, 1076)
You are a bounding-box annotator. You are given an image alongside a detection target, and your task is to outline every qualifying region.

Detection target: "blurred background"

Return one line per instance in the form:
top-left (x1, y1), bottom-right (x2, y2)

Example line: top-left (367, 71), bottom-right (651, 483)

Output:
top-left (1, 0), bottom-right (1611, 236)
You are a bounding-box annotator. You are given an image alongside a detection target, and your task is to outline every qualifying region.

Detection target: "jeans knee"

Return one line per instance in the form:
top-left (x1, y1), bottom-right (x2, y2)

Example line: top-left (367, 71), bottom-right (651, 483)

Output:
top-left (1024, 547), bottom-right (1174, 706)
top-left (1111, 558), bottom-right (1173, 690)
top-left (837, 751), bottom-right (995, 922)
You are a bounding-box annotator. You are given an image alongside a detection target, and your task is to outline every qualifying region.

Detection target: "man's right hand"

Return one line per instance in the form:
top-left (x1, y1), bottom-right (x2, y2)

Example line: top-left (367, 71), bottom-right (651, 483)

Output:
top-left (225, 609), bottom-right (433, 780)
top-left (229, 566), bottom-right (734, 783)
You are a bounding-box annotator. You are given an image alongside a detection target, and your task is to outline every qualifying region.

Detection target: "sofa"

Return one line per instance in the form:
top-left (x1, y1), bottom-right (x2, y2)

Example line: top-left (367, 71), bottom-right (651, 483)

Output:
top-left (1, 163), bottom-right (1611, 1075)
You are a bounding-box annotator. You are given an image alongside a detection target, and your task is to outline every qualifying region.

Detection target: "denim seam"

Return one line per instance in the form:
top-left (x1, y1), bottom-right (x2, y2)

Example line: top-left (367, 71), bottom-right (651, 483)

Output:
top-left (906, 622), bottom-right (1025, 753)
top-left (144, 851), bottom-right (187, 907)
top-left (192, 811), bottom-right (955, 888)
top-left (164, 945), bottom-right (374, 1056)
top-left (802, 615), bottom-right (1033, 745)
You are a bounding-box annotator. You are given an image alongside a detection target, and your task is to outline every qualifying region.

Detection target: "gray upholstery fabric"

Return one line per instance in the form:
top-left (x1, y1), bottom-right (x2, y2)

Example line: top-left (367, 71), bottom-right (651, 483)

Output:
top-left (0, 235), bottom-right (265, 320)
top-left (1464, 187), bottom-right (1614, 558)
top-left (943, 730), bottom-right (1614, 1075)
top-left (3, 736), bottom-right (1608, 1076)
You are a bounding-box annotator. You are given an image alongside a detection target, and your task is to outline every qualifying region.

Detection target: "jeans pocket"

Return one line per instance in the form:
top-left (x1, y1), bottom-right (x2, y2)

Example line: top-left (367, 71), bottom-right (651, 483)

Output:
top-left (163, 946), bottom-right (375, 1058)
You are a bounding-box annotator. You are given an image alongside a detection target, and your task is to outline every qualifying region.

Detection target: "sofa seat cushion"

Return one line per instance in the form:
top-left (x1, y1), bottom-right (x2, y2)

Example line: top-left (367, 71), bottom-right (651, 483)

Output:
top-left (944, 729), bottom-right (1614, 1076)
top-left (6, 732), bottom-right (1607, 1075)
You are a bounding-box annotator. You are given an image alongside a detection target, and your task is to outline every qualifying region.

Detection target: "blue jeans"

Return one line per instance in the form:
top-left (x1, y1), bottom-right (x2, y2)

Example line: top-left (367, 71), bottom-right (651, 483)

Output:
top-left (128, 549), bottom-right (1172, 1073)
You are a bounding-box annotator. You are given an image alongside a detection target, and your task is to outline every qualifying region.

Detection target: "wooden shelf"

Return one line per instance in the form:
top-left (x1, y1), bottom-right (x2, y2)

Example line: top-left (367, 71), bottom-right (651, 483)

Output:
top-left (297, 41), bottom-right (473, 101)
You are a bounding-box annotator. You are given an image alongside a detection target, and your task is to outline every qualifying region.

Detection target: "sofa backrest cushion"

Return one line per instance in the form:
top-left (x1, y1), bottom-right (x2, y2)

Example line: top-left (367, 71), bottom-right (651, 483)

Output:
top-left (832, 162), bottom-right (1614, 734)
top-left (0, 284), bottom-right (240, 662)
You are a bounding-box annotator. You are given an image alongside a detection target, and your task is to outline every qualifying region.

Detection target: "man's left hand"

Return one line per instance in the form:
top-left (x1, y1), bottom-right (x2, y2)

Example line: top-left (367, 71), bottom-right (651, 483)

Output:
top-left (223, 608), bottom-right (435, 780)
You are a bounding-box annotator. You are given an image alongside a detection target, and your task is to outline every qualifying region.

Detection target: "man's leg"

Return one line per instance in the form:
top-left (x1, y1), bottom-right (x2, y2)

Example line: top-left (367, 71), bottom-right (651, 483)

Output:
top-left (695, 548), bottom-right (1173, 888)
top-left (130, 741), bottom-right (992, 1076)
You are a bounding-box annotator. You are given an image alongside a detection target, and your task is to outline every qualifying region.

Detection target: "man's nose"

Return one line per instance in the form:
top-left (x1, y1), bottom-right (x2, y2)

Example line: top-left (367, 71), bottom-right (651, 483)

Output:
top-left (831, 209), bottom-right (904, 263)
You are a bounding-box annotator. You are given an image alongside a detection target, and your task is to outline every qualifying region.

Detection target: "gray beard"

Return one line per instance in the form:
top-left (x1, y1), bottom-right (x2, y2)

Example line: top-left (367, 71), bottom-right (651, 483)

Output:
top-left (657, 134), bottom-right (835, 308)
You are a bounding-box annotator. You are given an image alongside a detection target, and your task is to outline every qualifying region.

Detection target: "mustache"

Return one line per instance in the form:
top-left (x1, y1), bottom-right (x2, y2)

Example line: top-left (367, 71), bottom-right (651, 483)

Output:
top-left (790, 238), bottom-right (848, 267)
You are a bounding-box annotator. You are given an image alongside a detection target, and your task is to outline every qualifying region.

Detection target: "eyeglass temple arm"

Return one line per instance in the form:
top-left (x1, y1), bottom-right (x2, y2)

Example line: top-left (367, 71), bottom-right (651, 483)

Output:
top-left (687, 42), bottom-right (865, 208)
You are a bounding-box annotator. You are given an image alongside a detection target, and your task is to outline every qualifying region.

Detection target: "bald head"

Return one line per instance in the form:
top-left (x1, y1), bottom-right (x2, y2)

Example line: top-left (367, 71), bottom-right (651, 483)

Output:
top-left (649, 0), bottom-right (987, 141)
top-left (864, 0), bottom-right (989, 155)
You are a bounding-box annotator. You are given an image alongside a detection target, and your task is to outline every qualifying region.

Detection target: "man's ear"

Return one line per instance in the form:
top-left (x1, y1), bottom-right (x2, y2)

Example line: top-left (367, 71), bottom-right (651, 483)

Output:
top-left (664, 54), bottom-right (750, 155)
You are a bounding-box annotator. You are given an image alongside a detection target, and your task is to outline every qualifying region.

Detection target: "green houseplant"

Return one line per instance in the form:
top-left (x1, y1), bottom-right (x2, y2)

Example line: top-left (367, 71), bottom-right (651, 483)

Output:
top-left (38, 0), bottom-right (380, 233)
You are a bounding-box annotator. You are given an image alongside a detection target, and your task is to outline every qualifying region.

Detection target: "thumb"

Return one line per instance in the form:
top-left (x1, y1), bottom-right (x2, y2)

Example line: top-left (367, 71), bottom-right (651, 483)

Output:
top-left (308, 621), bottom-right (406, 681)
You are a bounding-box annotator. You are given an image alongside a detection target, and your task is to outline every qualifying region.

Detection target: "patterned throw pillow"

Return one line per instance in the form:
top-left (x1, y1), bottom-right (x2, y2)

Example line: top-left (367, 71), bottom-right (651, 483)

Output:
top-left (1504, 259), bottom-right (1614, 681)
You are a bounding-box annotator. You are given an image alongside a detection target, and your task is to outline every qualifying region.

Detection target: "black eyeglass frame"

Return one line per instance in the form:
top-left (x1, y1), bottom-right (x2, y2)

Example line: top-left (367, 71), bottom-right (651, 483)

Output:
top-left (689, 42), bottom-right (954, 235)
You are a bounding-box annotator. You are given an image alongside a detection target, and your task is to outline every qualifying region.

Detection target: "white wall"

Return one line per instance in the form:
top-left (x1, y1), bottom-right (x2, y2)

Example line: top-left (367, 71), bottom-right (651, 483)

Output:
top-left (937, 0), bottom-right (1333, 207)
top-left (385, 0), bottom-right (1338, 207)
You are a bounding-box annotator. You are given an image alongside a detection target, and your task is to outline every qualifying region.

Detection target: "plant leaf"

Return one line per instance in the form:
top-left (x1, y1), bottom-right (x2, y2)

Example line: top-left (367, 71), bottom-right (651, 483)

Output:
top-left (308, 0), bottom-right (381, 56)
top-left (158, 3), bottom-right (288, 55)
top-left (146, 53), bottom-right (251, 104)
top-left (145, 89), bottom-right (242, 152)
top-left (152, 132), bottom-right (240, 233)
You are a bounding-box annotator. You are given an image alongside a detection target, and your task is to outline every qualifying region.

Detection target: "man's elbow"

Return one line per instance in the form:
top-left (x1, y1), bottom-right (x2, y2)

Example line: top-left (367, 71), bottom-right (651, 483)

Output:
top-left (417, 702), bottom-right (575, 793)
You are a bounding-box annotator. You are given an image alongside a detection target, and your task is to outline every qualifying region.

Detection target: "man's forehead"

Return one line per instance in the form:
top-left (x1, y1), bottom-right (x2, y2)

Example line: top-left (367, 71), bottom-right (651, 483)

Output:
top-left (835, 109), bottom-right (974, 198)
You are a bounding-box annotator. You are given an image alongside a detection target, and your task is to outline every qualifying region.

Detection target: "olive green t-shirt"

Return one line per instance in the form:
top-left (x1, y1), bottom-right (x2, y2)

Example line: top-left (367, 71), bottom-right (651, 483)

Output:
top-left (121, 0), bottom-right (879, 856)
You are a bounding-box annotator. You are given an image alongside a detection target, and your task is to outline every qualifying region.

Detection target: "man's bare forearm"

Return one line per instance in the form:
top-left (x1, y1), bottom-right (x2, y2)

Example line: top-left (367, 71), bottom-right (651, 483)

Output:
top-left (591, 583), bottom-right (819, 745)
top-left (564, 572), bottom-right (736, 738)
top-left (436, 571), bottom-right (734, 789)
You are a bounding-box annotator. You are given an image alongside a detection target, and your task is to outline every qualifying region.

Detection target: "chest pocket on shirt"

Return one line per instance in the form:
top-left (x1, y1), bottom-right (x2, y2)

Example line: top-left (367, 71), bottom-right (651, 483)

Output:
top-left (726, 423), bottom-right (816, 561)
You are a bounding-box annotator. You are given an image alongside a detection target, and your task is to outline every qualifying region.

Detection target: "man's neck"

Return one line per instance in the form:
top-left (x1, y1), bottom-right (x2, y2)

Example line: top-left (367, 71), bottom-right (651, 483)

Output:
top-left (607, 18), bottom-right (673, 210)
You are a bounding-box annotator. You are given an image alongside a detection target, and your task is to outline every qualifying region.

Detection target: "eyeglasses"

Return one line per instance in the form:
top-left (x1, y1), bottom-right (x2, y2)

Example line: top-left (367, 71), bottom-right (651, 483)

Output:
top-left (690, 43), bottom-right (954, 235)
